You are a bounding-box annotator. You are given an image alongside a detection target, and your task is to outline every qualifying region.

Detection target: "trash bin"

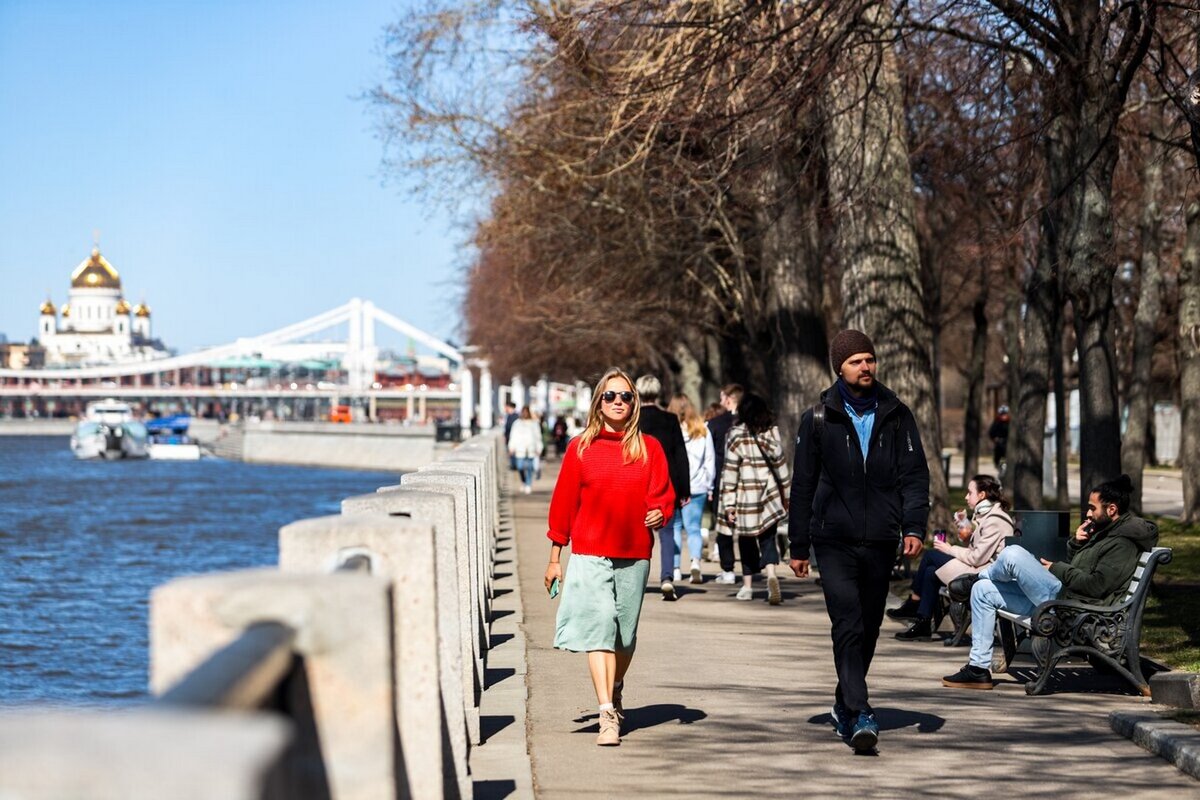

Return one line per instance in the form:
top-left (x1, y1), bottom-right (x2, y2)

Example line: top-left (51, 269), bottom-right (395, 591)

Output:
top-left (1008, 510), bottom-right (1071, 563)
top-left (435, 422), bottom-right (462, 442)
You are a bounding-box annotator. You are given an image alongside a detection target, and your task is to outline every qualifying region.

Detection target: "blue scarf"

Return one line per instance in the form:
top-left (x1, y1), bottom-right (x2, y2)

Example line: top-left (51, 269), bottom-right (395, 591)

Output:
top-left (837, 378), bottom-right (878, 415)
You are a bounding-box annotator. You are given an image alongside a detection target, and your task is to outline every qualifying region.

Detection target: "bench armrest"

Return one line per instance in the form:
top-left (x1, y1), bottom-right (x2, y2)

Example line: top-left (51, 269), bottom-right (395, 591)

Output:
top-left (1027, 597), bottom-right (1133, 639)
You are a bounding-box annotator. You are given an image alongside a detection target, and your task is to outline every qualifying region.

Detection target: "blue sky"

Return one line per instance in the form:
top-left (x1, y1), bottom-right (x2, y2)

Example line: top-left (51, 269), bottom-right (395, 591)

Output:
top-left (0, 0), bottom-right (472, 353)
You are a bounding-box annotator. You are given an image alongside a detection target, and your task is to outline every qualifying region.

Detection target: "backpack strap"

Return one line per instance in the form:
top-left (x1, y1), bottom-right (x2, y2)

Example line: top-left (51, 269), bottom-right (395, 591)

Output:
top-left (812, 403), bottom-right (824, 443)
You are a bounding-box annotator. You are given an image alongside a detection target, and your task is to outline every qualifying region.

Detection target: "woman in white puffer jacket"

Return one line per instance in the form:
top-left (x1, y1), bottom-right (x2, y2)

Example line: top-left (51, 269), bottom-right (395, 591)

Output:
top-left (508, 407), bottom-right (544, 494)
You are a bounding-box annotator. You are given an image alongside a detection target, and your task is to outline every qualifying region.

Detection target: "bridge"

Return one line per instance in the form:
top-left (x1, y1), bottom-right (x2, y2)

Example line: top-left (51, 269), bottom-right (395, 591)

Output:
top-left (1, 298), bottom-right (586, 428)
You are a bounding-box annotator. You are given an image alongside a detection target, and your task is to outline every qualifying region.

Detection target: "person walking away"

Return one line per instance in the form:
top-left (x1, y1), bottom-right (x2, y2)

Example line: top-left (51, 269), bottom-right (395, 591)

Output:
top-left (789, 330), bottom-right (930, 752)
top-left (941, 474), bottom-right (1158, 689)
top-left (667, 393), bottom-right (716, 584)
top-left (544, 368), bottom-right (675, 746)
top-left (635, 374), bottom-right (692, 600)
top-left (718, 392), bottom-right (791, 604)
top-left (503, 401), bottom-right (519, 470)
top-left (888, 474), bottom-right (1011, 640)
top-left (552, 416), bottom-right (569, 457)
top-left (707, 384), bottom-right (743, 582)
top-left (508, 407), bottom-right (543, 494)
top-left (988, 406), bottom-right (1010, 474)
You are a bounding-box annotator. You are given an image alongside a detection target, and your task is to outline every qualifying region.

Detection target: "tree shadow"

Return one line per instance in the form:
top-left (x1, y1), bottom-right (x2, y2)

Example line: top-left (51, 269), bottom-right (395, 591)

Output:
top-left (806, 706), bottom-right (945, 734)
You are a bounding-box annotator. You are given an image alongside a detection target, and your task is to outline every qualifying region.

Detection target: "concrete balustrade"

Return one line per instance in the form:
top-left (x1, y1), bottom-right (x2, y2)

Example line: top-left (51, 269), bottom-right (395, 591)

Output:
top-left (340, 489), bottom-right (479, 767)
top-left (151, 569), bottom-right (398, 800)
top-left (0, 431), bottom-right (505, 800)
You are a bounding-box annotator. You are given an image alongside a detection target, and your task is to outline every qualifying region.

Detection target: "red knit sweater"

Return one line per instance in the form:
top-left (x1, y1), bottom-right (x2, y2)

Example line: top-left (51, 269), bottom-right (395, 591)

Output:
top-left (547, 429), bottom-right (675, 560)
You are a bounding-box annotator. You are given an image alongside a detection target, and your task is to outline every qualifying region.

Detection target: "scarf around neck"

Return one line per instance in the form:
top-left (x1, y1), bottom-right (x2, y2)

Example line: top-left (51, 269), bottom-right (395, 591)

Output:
top-left (972, 499), bottom-right (994, 519)
top-left (837, 378), bottom-right (878, 415)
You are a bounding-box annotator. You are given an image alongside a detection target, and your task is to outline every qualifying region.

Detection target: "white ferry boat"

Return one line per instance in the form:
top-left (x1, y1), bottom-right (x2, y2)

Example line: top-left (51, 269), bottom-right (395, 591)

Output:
top-left (145, 415), bottom-right (203, 460)
top-left (70, 399), bottom-right (149, 460)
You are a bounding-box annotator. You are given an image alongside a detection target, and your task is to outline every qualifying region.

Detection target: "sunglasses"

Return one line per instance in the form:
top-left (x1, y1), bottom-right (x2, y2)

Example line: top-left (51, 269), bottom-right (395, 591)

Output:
top-left (601, 391), bottom-right (635, 404)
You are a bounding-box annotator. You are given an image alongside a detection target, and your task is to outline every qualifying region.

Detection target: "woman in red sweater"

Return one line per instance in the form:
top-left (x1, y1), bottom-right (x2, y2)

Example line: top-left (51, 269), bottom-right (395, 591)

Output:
top-left (544, 367), bottom-right (675, 747)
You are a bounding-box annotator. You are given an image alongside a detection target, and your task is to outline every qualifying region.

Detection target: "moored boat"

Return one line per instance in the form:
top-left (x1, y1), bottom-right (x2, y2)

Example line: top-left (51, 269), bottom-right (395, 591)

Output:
top-left (146, 414), bottom-right (203, 460)
top-left (70, 400), bottom-right (149, 460)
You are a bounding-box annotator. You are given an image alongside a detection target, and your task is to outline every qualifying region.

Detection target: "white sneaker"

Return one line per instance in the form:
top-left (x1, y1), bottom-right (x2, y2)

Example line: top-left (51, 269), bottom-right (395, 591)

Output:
top-left (735, 586), bottom-right (754, 601)
top-left (689, 560), bottom-right (703, 584)
top-left (673, 568), bottom-right (682, 583)
top-left (715, 571), bottom-right (736, 585)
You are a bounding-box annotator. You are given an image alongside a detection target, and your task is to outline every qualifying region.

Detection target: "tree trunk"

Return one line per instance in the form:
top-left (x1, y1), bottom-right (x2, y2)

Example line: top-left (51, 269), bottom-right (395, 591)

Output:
top-left (758, 140), bottom-right (830, 459)
top-left (1004, 285), bottom-right (1022, 413)
top-left (1121, 121), bottom-right (1166, 514)
top-left (1053, 326), bottom-right (1069, 507)
top-left (1180, 200), bottom-right (1200, 523)
top-left (961, 286), bottom-right (989, 483)
top-left (823, 1), bottom-right (948, 526)
top-left (1010, 205), bottom-right (1057, 509)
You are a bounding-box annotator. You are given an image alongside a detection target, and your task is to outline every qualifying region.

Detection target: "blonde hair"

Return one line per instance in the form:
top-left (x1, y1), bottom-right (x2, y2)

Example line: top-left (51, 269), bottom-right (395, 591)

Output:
top-left (668, 393), bottom-right (707, 441)
top-left (577, 367), bottom-right (647, 464)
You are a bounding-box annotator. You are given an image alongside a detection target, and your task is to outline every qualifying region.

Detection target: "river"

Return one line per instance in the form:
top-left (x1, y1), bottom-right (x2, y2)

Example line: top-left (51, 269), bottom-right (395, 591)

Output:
top-left (0, 435), bottom-right (396, 706)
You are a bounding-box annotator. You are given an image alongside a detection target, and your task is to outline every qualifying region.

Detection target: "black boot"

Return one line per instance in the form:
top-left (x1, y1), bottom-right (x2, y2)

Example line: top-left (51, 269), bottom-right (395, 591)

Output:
top-left (886, 597), bottom-right (921, 621)
top-left (948, 574), bottom-right (982, 603)
top-left (894, 617), bottom-right (933, 640)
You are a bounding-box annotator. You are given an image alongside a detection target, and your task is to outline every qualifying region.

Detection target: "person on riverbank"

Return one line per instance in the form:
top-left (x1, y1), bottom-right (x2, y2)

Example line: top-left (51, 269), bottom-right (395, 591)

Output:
top-left (718, 392), bottom-right (790, 604)
top-left (544, 367), bottom-right (675, 746)
top-left (508, 407), bottom-right (543, 494)
top-left (888, 474), bottom-right (1011, 640)
top-left (667, 393), bottom-right (716, 584)
top-left (635, 374), bottom-right (691, 600)
top-left (789, 329), bottom-right (930, 752)
top-left (942, 474), bottom-right (1158, 690)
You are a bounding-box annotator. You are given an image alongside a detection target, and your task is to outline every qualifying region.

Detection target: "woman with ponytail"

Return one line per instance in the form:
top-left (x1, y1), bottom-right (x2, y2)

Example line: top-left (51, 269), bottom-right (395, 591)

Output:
top-left (544, 367), bottom-right (675, 746)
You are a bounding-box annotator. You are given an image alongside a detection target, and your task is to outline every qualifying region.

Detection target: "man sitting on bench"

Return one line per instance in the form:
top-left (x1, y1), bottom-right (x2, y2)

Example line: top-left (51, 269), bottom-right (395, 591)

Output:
top-left (941, 474), bottom-right (1158, 690)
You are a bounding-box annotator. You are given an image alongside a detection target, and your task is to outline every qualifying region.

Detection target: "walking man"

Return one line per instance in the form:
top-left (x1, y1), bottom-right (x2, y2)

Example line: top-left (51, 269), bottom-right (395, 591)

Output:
top-left (789, 330), bottom-right (930, 752)
top-left (635, 374), bottom-right (692, 600)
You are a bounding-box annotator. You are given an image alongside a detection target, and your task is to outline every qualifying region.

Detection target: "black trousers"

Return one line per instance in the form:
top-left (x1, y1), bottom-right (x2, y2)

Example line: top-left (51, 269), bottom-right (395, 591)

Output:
top-left (737, 524), bottom-right (780, 576)
top-left (812, 539), bottom-right (897, 714)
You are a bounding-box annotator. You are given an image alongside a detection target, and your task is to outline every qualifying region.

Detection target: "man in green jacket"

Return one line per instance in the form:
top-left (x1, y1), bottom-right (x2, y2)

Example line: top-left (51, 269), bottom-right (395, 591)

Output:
top-left (942, 474), bottom-right (1158, 690)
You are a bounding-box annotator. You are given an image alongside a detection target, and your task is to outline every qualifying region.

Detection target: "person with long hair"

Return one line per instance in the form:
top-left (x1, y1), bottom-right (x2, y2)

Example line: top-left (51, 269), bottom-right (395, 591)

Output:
top-left (667, 393), bottom-right (716, 584)
top-left (718, 392), bottom-right (791, 604)
top-left (888, 474), bottom-right (1012, 640)
top-left (544, 368), bottom-right (675, 746)
top-left (507, 406), bottom-right (544, 494)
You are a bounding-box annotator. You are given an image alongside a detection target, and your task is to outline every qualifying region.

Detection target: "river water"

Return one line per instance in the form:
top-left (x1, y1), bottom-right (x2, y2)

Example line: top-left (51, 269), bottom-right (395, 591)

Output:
top-left (0, 436), bottom-right (396, 707)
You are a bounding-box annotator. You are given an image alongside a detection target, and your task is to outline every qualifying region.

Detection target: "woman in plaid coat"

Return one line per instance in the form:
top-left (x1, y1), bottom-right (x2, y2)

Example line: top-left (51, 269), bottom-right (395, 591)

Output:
top-left (718, 393), bottom-right (791, 605)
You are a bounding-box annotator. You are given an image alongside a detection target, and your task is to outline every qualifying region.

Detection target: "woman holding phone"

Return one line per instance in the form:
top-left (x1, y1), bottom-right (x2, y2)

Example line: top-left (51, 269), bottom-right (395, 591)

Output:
top-left (544, 367), bottom-right (675, 746)
top-left (888, 474), bottom-right (1012, 640)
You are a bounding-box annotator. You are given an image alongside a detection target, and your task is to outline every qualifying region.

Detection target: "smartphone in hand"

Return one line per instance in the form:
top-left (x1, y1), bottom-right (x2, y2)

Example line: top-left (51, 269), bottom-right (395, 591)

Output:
top-left (548, 577), bottom-right (560, 599)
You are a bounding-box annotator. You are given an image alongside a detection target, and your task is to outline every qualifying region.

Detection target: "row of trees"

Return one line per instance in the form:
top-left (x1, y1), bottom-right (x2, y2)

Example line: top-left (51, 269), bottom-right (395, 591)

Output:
top-left (375, 1), bottom-right (1200, 524)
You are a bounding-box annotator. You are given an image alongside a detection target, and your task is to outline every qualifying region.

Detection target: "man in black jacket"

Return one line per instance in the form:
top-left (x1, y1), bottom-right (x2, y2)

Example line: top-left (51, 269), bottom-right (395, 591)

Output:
top-left (636, 374), bottom-right (692, 601)
top-left (788, 330), bottom-right (930, 753)
top-left (706, 383), bottom-right (743, 583)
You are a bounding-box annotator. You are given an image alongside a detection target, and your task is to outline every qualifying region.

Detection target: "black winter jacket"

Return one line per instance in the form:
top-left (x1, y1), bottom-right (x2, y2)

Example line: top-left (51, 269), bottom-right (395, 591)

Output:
top-left (639, 404), bottom-right (692, 507)
top-left (706, 410), bottom-right (737, 497)
top-left (788, 382), bottom-right (930, 559)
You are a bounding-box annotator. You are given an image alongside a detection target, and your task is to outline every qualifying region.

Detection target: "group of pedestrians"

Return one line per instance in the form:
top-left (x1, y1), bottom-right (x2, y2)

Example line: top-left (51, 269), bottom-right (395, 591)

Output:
top-left (536, 328), bottom-right (1160, 753)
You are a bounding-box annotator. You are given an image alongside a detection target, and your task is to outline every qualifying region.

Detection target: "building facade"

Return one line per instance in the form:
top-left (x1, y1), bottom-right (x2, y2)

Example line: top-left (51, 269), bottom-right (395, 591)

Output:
top-left (38, 247), bottom-right (169, 366)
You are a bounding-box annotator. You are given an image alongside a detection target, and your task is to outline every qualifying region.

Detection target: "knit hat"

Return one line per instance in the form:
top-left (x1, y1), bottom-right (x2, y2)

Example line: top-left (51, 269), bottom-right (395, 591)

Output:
top-left (829, 330), bottom-right (876, 375)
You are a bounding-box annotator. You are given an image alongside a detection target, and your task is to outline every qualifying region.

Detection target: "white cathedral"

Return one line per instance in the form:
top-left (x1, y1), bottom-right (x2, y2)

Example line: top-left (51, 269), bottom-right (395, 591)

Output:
top-left (38, 247), bottom-right (171, 366)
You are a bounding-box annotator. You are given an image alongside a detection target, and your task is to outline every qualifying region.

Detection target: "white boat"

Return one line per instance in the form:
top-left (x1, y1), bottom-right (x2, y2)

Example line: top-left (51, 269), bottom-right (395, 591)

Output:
top-left (70, 400), bottom-right (149, 460)
top-left (146, 414), bottom-right (203, 460)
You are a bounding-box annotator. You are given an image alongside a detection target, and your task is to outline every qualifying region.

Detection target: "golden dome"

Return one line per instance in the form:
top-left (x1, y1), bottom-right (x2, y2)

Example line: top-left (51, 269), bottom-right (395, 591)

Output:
top-left (61, 303), bottom-right (71, 318)
top-left (134, 302), bottom-right (151, 317)
top-left (40, 298), bottom-right (56, 315)
top-left (70, 247), bottom-right (121, 290)
top-left (115, 298), bottom-right (131, 315)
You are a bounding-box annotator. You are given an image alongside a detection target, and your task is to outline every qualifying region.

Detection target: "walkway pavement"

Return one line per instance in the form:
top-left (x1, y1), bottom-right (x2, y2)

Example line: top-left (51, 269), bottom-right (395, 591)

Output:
top-left (486, 461), bottom-right (1196, 798)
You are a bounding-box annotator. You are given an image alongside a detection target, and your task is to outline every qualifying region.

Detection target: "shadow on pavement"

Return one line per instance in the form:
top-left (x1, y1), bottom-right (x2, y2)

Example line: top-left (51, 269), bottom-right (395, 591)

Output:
top-left (572, 704), bottom-right (708, 734)
top-left (806, 707), bottom-right (945, 734)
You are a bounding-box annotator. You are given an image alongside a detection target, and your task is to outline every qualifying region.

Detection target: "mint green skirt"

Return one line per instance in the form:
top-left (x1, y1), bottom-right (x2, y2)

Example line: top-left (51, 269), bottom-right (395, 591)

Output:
top-left (554, 555), bottom-right (651, 653)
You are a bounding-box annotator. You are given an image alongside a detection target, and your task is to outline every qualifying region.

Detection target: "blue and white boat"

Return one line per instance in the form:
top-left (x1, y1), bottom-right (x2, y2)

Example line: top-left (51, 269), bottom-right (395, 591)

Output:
top-left (146, 414), bottom-right (202, 460)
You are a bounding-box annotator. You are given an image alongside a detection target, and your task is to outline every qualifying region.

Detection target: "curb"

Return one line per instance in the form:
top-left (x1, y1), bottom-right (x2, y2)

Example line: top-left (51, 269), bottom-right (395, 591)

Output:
top-left (1109, 711), bottom-right (1200, 780)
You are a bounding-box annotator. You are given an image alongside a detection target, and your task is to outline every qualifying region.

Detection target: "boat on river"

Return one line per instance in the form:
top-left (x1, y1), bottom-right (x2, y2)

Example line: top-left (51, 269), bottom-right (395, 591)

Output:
top-left (70, 400), bottom-right (149, 460)
top-left (146, 415), bottom-right (203, 460)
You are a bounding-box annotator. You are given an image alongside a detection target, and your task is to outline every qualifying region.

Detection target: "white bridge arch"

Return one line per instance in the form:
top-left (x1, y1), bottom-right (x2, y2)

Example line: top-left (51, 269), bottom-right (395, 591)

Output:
top-left (0, 298), bottom-right (495, 428)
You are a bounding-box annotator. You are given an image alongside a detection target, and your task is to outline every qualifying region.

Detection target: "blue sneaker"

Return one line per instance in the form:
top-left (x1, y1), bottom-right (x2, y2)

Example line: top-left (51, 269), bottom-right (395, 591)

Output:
top-left (849, 711), bottom-right (879, 752)
top-left (831, 700), bottom-right (852, 739)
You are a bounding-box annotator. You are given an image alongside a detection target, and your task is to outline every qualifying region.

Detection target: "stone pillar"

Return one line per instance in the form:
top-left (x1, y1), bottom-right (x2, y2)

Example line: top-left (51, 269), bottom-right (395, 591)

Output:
top-left (459, 364), bottom-right (474, 430)
top-left (151, 569), bottom-right (397, 800)
top-left (534, 377), bottom-right (549, 419)
top-left (575, 380), bottom-right (592, 416)
top-left (478, 361), bottom-right (494, 429)
top-left (511, 375), bottom-right (526, 411)
top-left (418, 393), bottom-right (427, 422)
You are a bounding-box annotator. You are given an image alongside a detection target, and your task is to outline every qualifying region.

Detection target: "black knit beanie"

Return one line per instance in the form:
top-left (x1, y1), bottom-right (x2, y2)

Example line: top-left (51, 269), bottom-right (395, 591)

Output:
top-left (829, 330), bottom-right (876, 375)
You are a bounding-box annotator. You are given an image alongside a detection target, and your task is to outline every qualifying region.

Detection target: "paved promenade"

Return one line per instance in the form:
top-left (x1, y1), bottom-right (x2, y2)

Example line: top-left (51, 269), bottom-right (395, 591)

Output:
top-left (492, 461), bottom-right (1196, 798)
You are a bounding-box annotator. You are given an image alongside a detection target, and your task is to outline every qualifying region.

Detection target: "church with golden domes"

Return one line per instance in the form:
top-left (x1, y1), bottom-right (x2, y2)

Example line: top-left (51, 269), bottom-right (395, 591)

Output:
top-left (37, 247), bottom-right (170, 366)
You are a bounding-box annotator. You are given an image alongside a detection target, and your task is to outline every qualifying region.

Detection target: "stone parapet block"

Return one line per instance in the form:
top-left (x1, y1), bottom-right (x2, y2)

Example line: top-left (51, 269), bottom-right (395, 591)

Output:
top-left (0, 709), bottom-right (291, 800)
top-left (1110, 711), bottom-right (1200, 780)
top-left (1151, 672), bottom-right (1200, 710)
top-left (150, 569), bottom-right (397, 800)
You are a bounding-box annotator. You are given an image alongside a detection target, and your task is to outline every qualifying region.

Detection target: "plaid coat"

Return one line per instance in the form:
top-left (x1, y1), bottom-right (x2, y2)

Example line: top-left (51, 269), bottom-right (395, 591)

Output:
top-left (717, 424), bottom-right (791, 538)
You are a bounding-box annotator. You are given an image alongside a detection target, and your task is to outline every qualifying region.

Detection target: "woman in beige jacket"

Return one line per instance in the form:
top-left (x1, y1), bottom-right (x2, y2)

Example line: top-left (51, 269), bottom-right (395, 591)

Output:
top-left (888, 475), bottom-right (1013, 640)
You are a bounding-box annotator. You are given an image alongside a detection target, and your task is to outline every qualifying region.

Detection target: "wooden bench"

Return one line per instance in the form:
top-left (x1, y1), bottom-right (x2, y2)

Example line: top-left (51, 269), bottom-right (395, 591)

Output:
top-left (994, 546), bottom-right (1172, 696)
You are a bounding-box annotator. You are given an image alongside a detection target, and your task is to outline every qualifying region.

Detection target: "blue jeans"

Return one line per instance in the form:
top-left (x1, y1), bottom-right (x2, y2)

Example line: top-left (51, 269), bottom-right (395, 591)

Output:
top-left (670, 493), bottom-right (707, 570)
top-left (515, 456), bottom-right (535, 488)
top-left (968, 545), bottom-right (1062, 669)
